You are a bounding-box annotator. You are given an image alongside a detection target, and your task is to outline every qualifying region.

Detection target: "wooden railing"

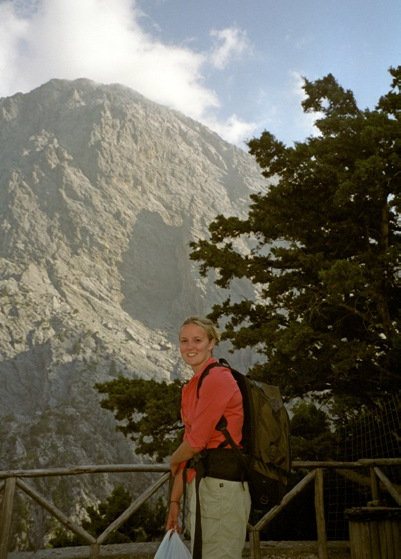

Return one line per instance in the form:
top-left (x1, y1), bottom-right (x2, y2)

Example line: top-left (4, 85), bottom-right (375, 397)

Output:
top-left (1, 459), bottom-right (400, 559)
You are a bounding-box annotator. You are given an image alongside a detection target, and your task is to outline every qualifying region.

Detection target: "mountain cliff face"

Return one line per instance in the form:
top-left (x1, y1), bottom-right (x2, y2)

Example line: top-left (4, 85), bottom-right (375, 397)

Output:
top-left (0, 78), bottom-right (265, 544)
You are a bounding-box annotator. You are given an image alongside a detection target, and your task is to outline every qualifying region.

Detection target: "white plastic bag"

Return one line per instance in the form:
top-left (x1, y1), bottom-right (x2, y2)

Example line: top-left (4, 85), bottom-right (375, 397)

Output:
top-left (154, 529), bottom-right (191, 559)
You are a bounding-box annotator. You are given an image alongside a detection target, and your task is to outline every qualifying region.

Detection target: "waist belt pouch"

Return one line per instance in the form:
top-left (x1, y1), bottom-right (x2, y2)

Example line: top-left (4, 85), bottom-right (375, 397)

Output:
top-left (203, 448), bottom-right (247, 481)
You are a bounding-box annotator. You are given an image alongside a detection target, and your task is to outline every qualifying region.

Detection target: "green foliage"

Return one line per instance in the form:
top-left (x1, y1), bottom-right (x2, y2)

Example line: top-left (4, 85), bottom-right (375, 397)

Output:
top-left (96, 377), bottom-right (183, 460)
top-left (49, 486), bottom-right (166, 547)
top-left (290, 402), bottom-right (336, 460)
top-left (190, 67), bottom-right (401, 404)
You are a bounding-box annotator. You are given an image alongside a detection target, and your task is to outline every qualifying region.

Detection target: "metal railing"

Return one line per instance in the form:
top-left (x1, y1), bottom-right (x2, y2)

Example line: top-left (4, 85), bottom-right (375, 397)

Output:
top-left (1, 459), bottom-right (400, 559)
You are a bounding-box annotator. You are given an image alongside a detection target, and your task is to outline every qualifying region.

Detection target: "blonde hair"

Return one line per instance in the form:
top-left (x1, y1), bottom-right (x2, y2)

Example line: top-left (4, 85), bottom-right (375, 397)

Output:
top-left (180, 316), bottom-right (221, 343)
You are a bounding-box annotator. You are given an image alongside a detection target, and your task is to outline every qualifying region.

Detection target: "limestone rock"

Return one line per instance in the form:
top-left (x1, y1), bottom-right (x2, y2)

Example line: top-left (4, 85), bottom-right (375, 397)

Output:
top-left (0, 78), bottom-right (266, 545)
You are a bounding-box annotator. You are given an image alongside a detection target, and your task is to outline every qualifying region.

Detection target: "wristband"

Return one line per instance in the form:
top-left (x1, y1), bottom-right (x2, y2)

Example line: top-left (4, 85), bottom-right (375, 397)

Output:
top-left (170, 500), bottom-right (180, 505)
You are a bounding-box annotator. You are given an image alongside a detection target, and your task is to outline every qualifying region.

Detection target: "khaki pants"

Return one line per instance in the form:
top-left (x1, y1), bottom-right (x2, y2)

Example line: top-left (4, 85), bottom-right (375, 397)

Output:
top-left (188, 477), bottom-right (251, 559)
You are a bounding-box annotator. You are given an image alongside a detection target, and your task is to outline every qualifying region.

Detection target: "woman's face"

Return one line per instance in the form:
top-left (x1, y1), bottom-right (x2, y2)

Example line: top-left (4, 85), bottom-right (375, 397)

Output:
top-left (179, 323), bottom-right (215, 373)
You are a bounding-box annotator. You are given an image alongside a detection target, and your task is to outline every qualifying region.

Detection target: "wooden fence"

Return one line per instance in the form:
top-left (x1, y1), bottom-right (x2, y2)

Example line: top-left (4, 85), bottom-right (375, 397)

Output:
top-left (1, 459), bottom-right (400, 559)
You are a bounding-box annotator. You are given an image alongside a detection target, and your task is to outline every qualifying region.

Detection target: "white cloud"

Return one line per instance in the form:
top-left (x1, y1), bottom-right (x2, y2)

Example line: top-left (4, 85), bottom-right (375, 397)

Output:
top-left (0, 0), bottom-right (219, 120)
top-left (0, 0), bottom-right (256, 145)
top-left (0, 2), bottom-right (30, 88)
top-left (205, 114), bottom-right (257, 147)
top-left (210, 27), bottom-right (250, 69)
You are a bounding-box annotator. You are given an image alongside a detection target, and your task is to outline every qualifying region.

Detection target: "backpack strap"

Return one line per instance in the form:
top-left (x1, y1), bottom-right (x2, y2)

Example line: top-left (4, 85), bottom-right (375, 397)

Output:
top-left (196, 359), bottom-right (220, 398)
top-left (197, 358), bottom-right (245, 454)
top-left (196, 358), bottom-right (232, 398)
top-left (190, 452), bottom-right (206, 559)
top-left (215, 415), bottom-right (249, 473)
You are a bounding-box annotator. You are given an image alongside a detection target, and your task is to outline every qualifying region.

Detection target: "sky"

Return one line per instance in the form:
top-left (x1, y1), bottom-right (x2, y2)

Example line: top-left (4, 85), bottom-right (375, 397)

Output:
top-left (0, 0), bottom-right (400, 148)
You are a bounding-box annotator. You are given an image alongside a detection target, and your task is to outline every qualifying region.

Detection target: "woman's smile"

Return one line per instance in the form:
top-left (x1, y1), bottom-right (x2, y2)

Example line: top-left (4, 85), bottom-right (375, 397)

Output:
top-left (179, 323), bottom-right (215, 372)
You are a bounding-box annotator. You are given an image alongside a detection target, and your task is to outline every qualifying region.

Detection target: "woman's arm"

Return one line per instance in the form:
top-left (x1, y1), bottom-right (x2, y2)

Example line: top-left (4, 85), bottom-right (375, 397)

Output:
top-left (166, 440), bottom-right (202, 531)
top-left (170, 439), bottom-right (202, 476)
top-left (165, 468), bottom-right (184, 531)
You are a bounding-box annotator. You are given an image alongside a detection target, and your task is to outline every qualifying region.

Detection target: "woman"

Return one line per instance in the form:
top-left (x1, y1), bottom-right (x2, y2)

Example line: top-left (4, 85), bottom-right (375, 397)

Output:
top-left (166, 316), bottom-right (251, 559)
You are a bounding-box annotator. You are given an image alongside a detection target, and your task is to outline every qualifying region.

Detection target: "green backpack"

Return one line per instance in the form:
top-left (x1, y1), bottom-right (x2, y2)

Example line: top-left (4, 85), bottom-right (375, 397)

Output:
top-left (198, 358), bottom-right (291, 509)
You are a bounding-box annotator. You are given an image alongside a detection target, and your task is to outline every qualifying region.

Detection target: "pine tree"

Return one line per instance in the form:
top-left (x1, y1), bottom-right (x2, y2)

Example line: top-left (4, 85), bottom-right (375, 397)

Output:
top-left (96, 377), bottom-right (183, 460)
top-left (190, 68), bottom-right (401, 403)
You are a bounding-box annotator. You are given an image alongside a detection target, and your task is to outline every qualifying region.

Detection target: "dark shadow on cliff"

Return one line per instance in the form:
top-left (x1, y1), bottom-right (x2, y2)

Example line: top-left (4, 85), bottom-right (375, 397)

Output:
top-left (118, 210), bottom-right (206, 336)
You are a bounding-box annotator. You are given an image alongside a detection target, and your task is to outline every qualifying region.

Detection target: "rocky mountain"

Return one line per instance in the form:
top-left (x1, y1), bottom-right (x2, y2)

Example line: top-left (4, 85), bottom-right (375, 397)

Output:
top-left (0, 78), bottom-right (265, 545)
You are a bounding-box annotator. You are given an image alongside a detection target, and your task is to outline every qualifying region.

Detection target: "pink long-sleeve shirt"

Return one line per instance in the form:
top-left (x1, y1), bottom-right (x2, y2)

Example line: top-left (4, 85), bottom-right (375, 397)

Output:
top-left (181, 357), bottom-right (244, 451)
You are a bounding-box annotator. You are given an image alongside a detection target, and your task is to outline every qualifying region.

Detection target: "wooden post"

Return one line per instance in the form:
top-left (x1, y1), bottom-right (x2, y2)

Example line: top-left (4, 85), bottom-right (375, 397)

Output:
top-left (90, 543), bottom-right (100, 558)
top-left (314, 468), bottom-right (328, 559)
top-left (370, 466), bottom-right (380, 503)
top-left (248, 527), bottom-right (262, 559)
top-left (346, 506), bottom-right (401, 559)
top-left (0, 477), bottom-right (16, 559)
